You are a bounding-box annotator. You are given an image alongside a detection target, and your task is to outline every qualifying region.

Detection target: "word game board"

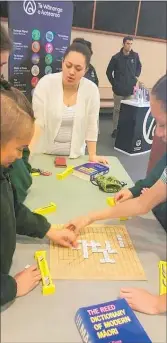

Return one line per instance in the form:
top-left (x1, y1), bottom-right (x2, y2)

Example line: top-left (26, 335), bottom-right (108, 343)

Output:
top-left (50, 225), bottom-right (146, 280)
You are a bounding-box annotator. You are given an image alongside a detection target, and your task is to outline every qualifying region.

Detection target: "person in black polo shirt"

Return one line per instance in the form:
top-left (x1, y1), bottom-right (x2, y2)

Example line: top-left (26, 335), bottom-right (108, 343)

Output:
top-left (106, 36), bottom-right (142, 138)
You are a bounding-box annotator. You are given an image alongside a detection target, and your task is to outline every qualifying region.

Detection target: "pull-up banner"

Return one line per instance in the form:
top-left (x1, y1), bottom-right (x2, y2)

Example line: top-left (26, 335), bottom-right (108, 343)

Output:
top-left (8, 1), bottom-right (73, 100)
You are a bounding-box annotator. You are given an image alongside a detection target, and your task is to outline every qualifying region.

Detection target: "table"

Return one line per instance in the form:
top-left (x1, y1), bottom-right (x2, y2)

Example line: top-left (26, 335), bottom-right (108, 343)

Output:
top-left (114, 99), bottom-right (156, 156)
top-left (1, 155), bottom-right (166, 343)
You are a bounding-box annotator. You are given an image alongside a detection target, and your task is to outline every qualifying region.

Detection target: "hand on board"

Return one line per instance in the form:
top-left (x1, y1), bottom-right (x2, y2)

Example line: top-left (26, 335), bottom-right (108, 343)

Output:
top-left (46, 226), bottom-right (78, 248)
top-left (89, 154), bottom-right (109, 165)
top-left (14, 265), bottom-right (41, 297)
top-left (64, 215), bottom-right (92, 235)
top-left (115, 189), bottom-right (133, 203)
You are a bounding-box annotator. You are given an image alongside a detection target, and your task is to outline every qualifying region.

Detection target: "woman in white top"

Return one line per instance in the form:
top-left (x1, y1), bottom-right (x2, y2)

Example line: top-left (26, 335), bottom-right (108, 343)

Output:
top-left (31, 42), bottom-right (107, 164)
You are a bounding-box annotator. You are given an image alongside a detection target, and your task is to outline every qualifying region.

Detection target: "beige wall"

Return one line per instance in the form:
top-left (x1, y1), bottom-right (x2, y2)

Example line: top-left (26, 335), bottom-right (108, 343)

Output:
top-left (71, 29), bottom-right (167, 90)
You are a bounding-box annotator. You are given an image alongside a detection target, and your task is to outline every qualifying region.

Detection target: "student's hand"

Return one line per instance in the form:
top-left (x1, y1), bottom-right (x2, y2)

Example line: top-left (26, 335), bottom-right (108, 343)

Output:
top-left (141, 187), bottom-right (149, 194)
top-left (46, 227), bottom-right (78, 248)
top-left (120, 288), bottom-right (160, 315)
top-left (14, 265), bottom-right (41, 297)
top-left (115, 189), bottom-right (133, 203)
top-left (89, 154), bottom-right (109, 165)
top-left (64, 215), bottom-right (92, 235)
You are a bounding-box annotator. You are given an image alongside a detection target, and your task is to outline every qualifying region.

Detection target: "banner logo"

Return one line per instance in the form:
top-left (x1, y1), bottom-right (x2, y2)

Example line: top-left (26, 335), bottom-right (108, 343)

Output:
top-left (23, 1), bottom-right (36, 15)
top-left (143, 108), bottom-right (156, 145)
top-left (136, 140), bottom-right (141, 147)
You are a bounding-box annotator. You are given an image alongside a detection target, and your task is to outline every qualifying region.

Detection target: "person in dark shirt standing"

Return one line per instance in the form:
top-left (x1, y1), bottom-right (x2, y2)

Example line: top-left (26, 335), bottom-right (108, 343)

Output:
top-left (106, 36), bottom-right (142, 138)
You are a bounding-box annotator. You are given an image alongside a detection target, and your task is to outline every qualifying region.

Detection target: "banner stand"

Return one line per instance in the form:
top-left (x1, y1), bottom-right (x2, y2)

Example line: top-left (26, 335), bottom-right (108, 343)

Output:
top-left (8, 0), bottom-right (73, 101)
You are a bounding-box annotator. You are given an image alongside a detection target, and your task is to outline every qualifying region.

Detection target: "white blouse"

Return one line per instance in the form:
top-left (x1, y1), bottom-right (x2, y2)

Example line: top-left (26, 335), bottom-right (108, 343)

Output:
top-left (32, 72), bottom-right (100, 158)
top-left (52, 105), bottom-right (76, 156)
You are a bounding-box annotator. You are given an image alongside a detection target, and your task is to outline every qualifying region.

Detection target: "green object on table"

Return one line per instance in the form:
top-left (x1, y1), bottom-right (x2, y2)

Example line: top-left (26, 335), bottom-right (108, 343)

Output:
top-left (91, 174), bottom-right (127, 193)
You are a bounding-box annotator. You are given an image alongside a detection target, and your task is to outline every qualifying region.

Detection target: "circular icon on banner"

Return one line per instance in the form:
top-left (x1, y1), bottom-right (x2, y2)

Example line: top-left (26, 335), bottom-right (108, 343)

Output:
top-left (23, 0), bottom-right (36, 15)
top-left (31, 65), bottom-right (39, 76)
top-left (45, 54), bottom-right (53, 65)
top-left (32, 41), bottom-right (40, 53)
top-left (45, 43), bottom-right (53, 54)
top-left (32, 29), bottom-right (40, 41)
top-left (46, 31), bottom-right (54, 42)
top-left (31, 77), bottom-right (39, 88)
top-left (143, 108), bottom-right (156, 145)
top-left (31, 53), bottom-right (40, 64)
top-left (45, 66), bottom-right (52, 75)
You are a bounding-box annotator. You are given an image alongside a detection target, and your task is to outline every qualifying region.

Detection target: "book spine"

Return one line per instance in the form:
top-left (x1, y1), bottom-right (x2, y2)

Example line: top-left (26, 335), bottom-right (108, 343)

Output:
top-left (75, 309), bottom-right (94, 343)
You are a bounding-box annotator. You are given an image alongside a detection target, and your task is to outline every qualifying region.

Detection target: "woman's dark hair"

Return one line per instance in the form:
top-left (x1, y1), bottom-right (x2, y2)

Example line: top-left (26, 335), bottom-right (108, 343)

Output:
top-left (72, 38), bottom-right (93, 55)
top-left (63, 42), bottom-right (91, 67)
top-left (0, 78), bottom-right (34, 118)
top-left (151, 74), bottom-right (167, 112)
top-left (0, 23), bottom-right (12, 52)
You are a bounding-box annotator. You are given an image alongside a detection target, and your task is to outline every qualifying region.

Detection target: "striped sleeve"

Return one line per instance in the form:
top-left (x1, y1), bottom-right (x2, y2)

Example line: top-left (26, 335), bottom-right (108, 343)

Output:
top-left (160, 167), bottom-right (167, 184)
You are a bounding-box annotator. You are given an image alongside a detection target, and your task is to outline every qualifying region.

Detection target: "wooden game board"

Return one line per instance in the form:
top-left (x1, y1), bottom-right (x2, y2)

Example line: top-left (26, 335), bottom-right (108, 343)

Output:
top-left (50, 224), bottom-right (146, 280)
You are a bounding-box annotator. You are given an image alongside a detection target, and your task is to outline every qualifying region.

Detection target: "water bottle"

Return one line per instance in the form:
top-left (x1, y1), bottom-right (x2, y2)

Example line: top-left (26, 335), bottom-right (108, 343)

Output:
top-left (133, 86), bottom-right (139, 102)
top-left (140, 87), bottom-right (144, 104)
top-left (145, 88), bottom-right (150, 102)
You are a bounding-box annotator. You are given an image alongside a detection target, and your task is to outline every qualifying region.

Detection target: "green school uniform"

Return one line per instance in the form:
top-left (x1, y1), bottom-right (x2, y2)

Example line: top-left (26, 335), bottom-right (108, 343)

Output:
top-left (0, 166), bottom-right (50, 306)
top-left (129, 153), bottom-right (167, 230)
top-left (8, 148), bottom-right (32, 203)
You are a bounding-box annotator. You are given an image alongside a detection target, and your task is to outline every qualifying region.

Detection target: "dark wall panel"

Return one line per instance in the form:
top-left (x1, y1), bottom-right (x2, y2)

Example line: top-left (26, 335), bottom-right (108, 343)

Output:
top-left (137, 1), bottom-right (167, 40)
top-left (72, 1), bottom-right (94, 29)
top-left (94, 1), bottom-right (139, 35)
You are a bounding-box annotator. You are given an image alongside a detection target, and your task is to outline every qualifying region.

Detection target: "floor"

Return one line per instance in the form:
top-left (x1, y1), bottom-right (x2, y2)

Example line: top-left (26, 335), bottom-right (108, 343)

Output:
top-left (95, 113), bottom-right (150, 183)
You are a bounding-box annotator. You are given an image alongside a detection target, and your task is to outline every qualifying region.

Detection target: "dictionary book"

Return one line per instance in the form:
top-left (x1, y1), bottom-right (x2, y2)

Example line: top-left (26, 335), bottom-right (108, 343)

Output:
top-left (73, 162), bottom-right (109, 181)
top-left (75, 298), bottom-right (152, 343)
